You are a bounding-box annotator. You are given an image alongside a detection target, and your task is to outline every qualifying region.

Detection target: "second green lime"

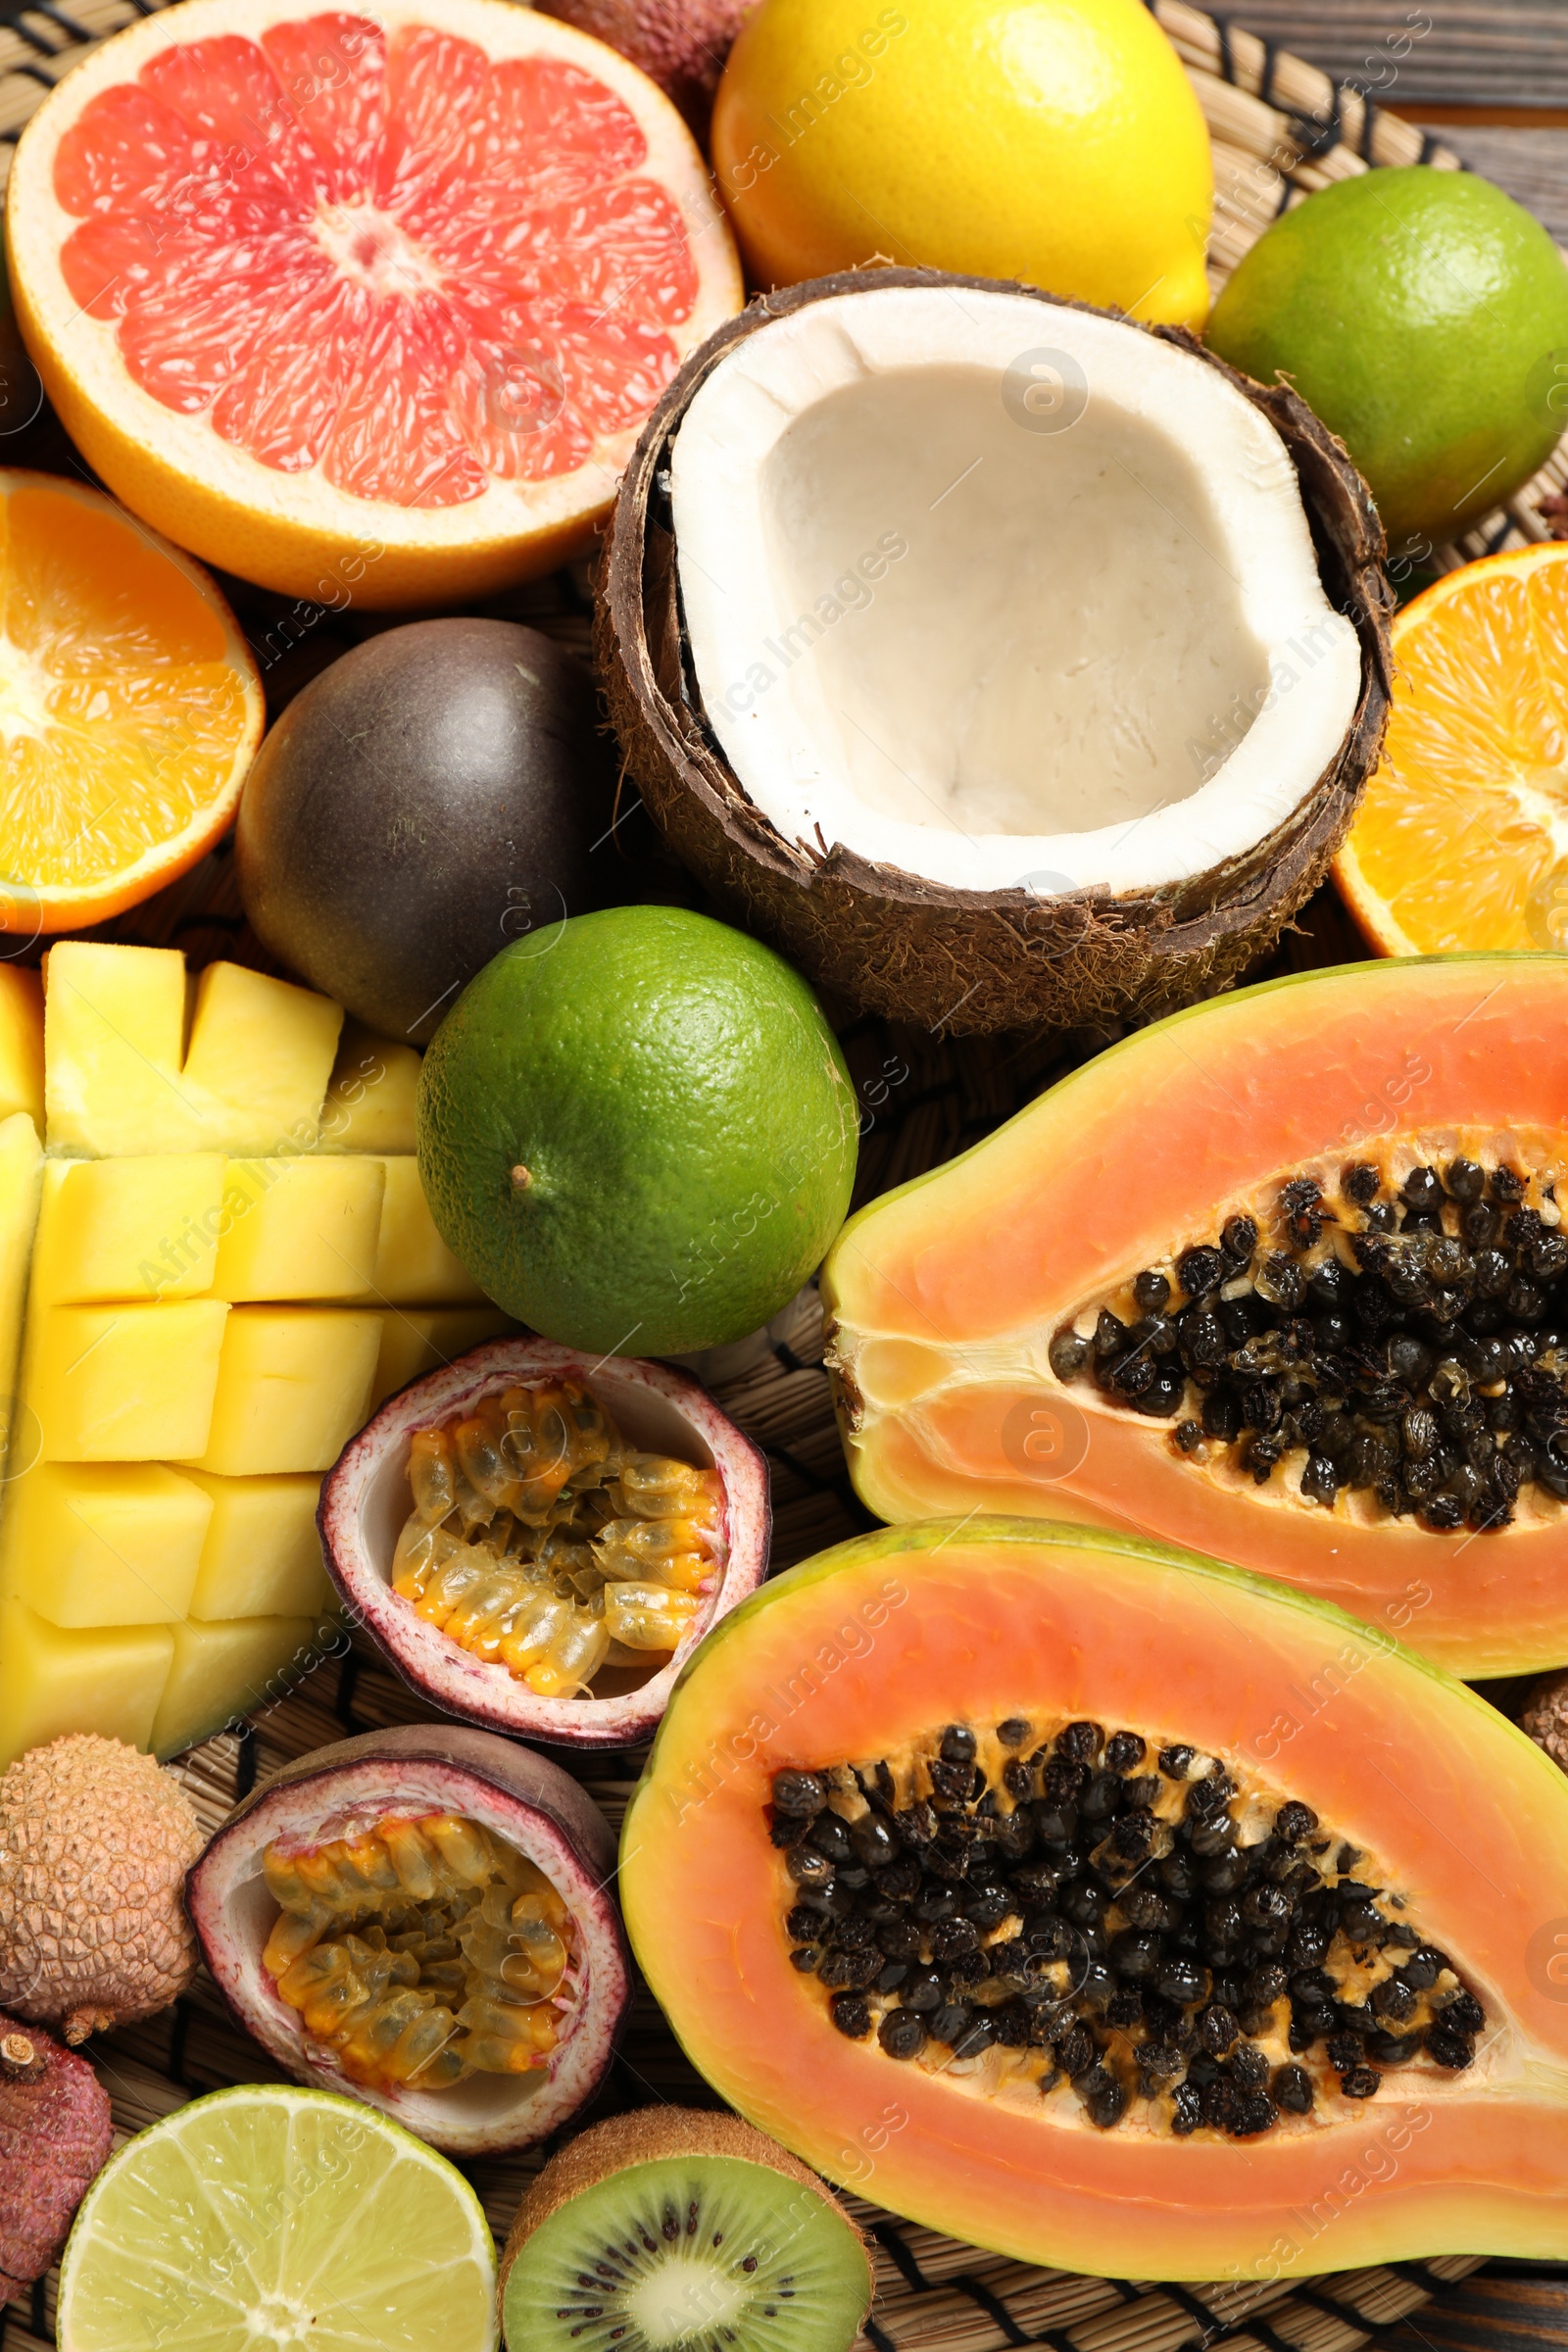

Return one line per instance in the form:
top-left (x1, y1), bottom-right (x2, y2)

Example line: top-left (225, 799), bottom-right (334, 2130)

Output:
top-left (1205, 165), bottom-right (1568, 549)
top-left (417, 906), bottom-right (858, 1354)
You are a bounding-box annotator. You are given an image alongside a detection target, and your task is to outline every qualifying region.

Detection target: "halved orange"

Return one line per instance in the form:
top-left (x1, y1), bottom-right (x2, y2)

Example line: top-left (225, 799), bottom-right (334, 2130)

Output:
top-left (5, 0), bottom-right (743, 607)
top-left (1334, 543), bottom-right (1568, 955)
top-left (0, 469), bottom-right (263, 934)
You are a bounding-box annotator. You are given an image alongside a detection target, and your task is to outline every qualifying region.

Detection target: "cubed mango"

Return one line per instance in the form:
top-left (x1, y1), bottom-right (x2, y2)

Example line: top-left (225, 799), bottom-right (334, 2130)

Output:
top-left (29, 1299), bottom-right (229, 1460)
top-left (29, 1154), bottom-right (225, 1304)
top-left (372, 1157), bottom-right (488, 1305)
top-left (45, 945), bottom-right (343, 1156)
top-left (371, 1306), bottom-right (514, 1407)
top-left (0, 965), bottom-right (43, 1130)
top-left (189, 1307), bottom-right (381, 1474)
top-left (180, 1470), bottom-right (330, 1620)
top-left (0, 1600), bottom-right (172, 1767)
top-left (214, 1157), bottom-right (386, 1302)
top-left (152, 1613), bottom-right (328, 1758)
top-left (0, 1460), bottom-right (212, 1626)
top-left (318, 1023), bottom-right (419, 1154)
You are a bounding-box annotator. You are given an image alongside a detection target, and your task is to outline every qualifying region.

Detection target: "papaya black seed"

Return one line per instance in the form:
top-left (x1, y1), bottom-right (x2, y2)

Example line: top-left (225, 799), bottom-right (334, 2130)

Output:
top-left (829, 1992), bottom-right (872, 2037)
top-left (781, 1721), bottom-right (1487, 2140)
top-left (772, 1770), bottom-right (826, 1816)
top-left (877, 2009), bottom-right (926, 2059)
top-left (1049, 1327), bottom-right (1089, 1381)
top-left (997, 1716), bottom-right (1033, 1748)
top-left (1057, 1721), bottom-right (1103, 1765)
top-left (1133, 1270), bottom-right (1172, 1314)
top-left (1222, 1213), bottom-right (1258, 1263)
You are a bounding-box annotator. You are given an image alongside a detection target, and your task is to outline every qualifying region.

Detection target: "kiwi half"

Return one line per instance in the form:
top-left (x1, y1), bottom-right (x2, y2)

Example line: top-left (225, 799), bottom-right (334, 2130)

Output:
top-left (499, 2107), bottom-right (872, 2351)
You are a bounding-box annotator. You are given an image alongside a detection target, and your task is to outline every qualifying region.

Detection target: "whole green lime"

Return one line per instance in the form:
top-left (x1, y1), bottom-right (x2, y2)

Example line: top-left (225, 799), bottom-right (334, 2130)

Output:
top-left (416, 906), bottom-right (858, 1355)
top-left (1205, 166), bottom-right (1568, 549)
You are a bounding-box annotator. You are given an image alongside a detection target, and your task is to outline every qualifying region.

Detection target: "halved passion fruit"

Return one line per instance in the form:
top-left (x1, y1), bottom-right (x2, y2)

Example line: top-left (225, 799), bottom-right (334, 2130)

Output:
top-left (824, 953), bottom-right (1568, 1679)
top-left (188, 1722), bottom-right (630, 2155)
top-left (622, 1520), bottom-right (1568, 2278)
top-left (321, 1337), bottom-right (769, 1746)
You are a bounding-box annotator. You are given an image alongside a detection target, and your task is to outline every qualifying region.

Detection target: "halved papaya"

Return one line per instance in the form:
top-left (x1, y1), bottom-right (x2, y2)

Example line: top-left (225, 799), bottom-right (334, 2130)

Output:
top-left (621, 1519), bottom-right (1568, 2279)
top-left (821, 954), bottom-right (1568, 1679)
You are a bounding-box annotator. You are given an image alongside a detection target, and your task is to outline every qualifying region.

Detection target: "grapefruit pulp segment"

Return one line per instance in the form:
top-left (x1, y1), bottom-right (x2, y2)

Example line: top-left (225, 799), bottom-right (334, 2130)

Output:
top-left (9, 0), bottom-right (743, 602)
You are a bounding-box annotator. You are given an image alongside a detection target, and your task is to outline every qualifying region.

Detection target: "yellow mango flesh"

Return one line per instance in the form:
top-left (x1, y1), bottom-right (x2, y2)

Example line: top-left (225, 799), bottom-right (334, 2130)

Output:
top-left (0, 1605), bottom-right (173, 1767)
top-left (373, 1156), bottom-right (488, 1306)
top-left (371, 1307), bottom-right (514, 1409)
top-left (188, 1306), bottom-right (384, 1476)
top-left (30, 1153), bottom-right (226, 1303)
top-left (0, 1460), bottom-right (212, 1626)
top-left (180, 1471), bottom-right (332, 1621)
top-left (0, 946), bottom-right (512, 1761)
top-left (31, 1299), bottom-right (230, 1460)
top-left (215, 1157), bottom-right (386, 1302)
top-left (151, 1613), bottom-right (327, 1760)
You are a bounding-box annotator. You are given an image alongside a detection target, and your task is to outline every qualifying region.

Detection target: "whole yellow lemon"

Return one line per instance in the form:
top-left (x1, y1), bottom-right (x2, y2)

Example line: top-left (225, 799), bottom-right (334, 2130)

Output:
top-left (710, 0), bottom-right (1213, 326)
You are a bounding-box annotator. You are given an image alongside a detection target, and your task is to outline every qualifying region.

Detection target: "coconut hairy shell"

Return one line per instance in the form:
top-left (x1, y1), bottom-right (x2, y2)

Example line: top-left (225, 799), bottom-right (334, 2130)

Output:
top-left (497, 2105), bottom-right (870, 2313)
top-left (0, 1736), bottom-right (201, 2044)
top-left (598, 268), bottom-right (1394, 1039)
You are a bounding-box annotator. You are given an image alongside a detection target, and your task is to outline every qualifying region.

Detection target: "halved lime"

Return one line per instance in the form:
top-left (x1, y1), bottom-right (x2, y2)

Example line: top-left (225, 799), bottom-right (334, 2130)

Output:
top-left (56, 2084), bottom-right (498, 2352)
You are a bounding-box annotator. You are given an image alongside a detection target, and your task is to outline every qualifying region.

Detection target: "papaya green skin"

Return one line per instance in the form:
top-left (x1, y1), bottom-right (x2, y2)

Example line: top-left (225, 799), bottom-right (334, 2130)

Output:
top-left (622, 1517), bottom-right (1568, 2280)
top-left (820, 952), bottom-right (1568, 1679)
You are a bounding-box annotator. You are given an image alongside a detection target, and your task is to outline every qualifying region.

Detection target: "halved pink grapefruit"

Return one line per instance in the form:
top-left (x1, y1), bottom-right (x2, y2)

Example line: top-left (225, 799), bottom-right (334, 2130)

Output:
top-left (6, 0), bottom-right (742, 605)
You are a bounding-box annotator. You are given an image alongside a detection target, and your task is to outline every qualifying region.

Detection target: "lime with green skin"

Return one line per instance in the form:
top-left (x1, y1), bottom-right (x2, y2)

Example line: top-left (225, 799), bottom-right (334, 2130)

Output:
top-left (1205, 166), bottom-right (1568, 550)
top-left (417, 906), bottom-right (858, 1355)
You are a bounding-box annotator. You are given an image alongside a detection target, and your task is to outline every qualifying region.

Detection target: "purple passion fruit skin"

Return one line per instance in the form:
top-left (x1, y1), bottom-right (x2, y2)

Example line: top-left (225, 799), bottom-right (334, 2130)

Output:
top-left (319, 1338), bottom-right (770, 1749)
top-left (186, 1724), bottom-right (632, 2157)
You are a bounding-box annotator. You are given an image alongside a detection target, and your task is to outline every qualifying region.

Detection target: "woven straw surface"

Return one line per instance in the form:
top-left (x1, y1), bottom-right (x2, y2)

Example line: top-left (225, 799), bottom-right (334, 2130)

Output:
top-left (0, 2), bottom-right (1558, 2345)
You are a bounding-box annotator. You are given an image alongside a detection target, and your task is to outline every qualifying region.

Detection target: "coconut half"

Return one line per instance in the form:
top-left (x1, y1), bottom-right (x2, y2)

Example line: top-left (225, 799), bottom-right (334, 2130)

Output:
top-left (319, 1338), bottom-right (770, 1749)
top-left (186, 1724), bottom-right (631, 2156)
top-left (600, 270), bottom-right (1393, 1036)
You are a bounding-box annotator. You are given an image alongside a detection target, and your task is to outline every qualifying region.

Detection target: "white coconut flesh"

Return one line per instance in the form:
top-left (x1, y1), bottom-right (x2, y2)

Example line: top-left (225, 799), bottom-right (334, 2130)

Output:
top-left (669, 286), bottom-right (1364, 898)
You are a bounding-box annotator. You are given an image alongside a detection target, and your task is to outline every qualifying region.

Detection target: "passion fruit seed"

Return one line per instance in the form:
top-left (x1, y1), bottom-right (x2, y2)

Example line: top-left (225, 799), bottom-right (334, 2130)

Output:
top-left (262, 1812), bottom-right (574, 2092)
top-left (771, 1722), bottom-right (1486, 2138)
top-left (391, 1380), bottom-right (724, 1698)
top-left (1053, 1158), bottom-right (1568, 1532)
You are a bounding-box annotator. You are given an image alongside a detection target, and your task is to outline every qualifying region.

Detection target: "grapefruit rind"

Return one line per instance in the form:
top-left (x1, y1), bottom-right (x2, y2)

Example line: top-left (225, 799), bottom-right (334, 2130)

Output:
top-left (6, 0), bottom-right (743, 607)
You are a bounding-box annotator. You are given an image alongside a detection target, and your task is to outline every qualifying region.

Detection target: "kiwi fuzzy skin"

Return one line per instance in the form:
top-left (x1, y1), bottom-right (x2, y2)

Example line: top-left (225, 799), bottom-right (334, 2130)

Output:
top-left (497, 2105), bottom-right (871, 2332)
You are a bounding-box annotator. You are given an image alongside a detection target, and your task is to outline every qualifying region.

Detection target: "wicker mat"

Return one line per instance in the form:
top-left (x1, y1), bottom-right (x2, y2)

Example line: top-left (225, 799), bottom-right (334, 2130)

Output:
top-left (0, 0), bottom-right (1546, 2339)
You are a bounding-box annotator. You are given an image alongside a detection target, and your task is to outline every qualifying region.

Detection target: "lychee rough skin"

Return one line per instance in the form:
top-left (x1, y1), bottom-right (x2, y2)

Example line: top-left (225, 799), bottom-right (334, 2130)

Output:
top-left (0, 2014), bottom-right (113, 2301)
top-left (535, 0), bottom-right (752, 129)
top-left (0, 1736), bottom-right (203, 2044)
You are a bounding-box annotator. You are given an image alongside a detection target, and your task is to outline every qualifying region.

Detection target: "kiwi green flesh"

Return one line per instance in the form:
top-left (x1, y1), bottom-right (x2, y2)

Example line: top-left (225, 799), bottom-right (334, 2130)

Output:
top-left (502, 2152), bottom-right (869, 2352)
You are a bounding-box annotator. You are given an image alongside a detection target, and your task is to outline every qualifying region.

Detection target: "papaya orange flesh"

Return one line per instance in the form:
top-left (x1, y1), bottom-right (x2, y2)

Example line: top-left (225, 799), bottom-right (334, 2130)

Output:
top-left (621, 1520), bottom-right (1568, 2280)
top-left (821, 953), bottom-right (1568, 1680)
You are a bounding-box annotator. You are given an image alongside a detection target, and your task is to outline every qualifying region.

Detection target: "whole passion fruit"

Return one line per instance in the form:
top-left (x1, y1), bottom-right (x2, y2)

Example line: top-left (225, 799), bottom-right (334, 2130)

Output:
top-left (187, 1723), bottom-right (632, 2157)
top-left (320, 1337), bottom-right (770, 1747)
top-left (235, 618), bottom-right (627, 1045)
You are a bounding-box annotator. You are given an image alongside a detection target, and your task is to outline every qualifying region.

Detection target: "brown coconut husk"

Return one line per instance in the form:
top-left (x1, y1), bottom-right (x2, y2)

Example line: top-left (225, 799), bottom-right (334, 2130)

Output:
top-left (597, 268), bottom-right (1393, 1038)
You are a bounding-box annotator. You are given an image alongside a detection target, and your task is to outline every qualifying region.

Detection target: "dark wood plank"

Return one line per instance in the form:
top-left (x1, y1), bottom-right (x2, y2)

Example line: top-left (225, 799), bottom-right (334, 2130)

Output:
top-left (1226, 4), bottom-right (1568, 111)
top-left (1414, 123), bottom-right (1568, 241)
